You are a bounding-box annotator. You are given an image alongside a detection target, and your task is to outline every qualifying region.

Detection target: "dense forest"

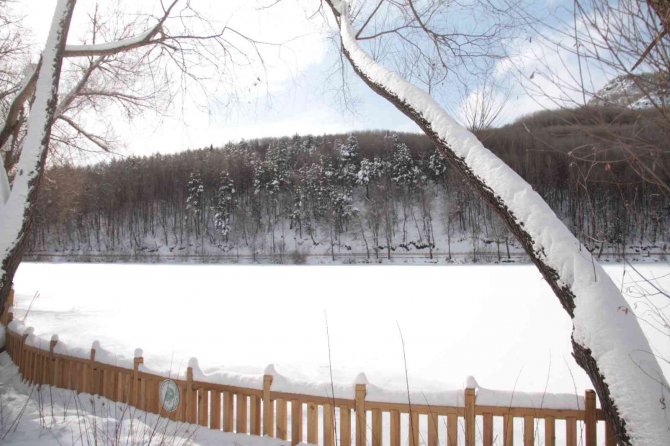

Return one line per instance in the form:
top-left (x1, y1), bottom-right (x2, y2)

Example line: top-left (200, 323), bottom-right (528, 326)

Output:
top-left (27, 106), bottom-right (670, 263)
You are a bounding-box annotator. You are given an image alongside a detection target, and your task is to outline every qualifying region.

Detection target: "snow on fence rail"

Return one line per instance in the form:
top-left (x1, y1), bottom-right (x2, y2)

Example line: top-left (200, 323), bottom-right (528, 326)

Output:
top-left (2, 297), bottom-right (616, 446)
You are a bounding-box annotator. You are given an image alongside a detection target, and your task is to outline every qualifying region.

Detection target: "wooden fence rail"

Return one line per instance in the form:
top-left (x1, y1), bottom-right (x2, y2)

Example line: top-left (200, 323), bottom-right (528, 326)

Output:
top-left (3, 306), bottom-right (617, 446)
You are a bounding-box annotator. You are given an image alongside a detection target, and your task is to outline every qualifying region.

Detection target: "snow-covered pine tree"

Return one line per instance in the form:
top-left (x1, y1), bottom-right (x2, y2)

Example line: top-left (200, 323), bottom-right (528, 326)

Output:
top-left (427, 149), bottom-right (449, 181)
top-left (390, 135), bottom-right (419, 186)
top-left (337, 134), bottom-right (361, 192)
top-left (212, 171), bottom-right (235, 241)
top-left (340, 134), bottom-right (360, 165)
top-left (301, 135), bottom-right (317, 156)
top-left (330, 188), bottom-right (354, 233)
top-left (302, 162), bottom-right (330, 220)
top-left (185, 170), bottom-right (204, 223)
top-left (253, 160), bottom-right (280, 195)
top-left (266, 141), bottom-right (290, 188)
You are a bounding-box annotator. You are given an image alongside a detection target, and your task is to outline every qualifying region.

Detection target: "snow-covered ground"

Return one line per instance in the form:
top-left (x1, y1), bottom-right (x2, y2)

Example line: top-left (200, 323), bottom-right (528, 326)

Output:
top-left (10, 262), bottom-right (670, 397)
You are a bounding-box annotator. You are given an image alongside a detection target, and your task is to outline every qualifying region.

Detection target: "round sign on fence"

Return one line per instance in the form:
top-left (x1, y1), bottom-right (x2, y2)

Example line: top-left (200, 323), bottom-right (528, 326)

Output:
top-left (159, 379), bottom-right (180, 413)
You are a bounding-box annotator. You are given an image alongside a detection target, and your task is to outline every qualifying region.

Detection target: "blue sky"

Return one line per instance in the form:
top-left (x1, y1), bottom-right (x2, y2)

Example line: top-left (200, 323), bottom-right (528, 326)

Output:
top-left (16, 0), bottom-right (613, 158)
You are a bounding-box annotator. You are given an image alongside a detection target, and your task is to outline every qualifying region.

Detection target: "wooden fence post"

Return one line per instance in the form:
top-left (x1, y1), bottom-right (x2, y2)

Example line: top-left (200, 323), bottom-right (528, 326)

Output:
top-left (355, 379), bottom-right (367, 446)
top-left (566, 417), bottom-right (577, 446)
top-left (324, 403), bottom-right (335, 446)
top-left (465, 386), bottom-right (476, 446)
top-left (210, 390), bottom-right (222, 429)
top-left (49, 336), bottom-right (58, 386)
top-left (5, 315), bottom-right (14, 358)
top-left (307, 402), bottom-right (318, 444)
top-left (250, 394), bottom-right (261, 434)
top-left (52, 339), bottom-right (62, 388)
top-left (410, 411), bottom-right (419, 446)
top-left (427, 411), bottom-right (438, 446)
top-left (291, 400), bottom-right (302, 446)
top-left (224, 391), bottom-right (234, 432)
top-left (263, 373), bottom-right (274, 436)
top-left (133, 351), bottom-right (144, 408)
top-left (584, 390), bottom-right (596, 446)
top-left (186, 366), bottom-right (196, 423)
top-left (524, 416), bottom-right (534, 446)
top-left (1, 287), bottom-right (13, 325)
top-left (84, 342), bottom-right (99, 395)
top-left (372, 408), bottom-right (382, 446)
top-left (503, 414), bottom-right (513, 446)
top-left (390, 410), bottom-right (400, 446)
top-left (20, 332), bottom-right (29, 379)
top-left (483, 413), bottom-right (493, 446)
top-left (277, 399), bottom-right (288, 440)
top-left (605, 421), bottom-right (617, 446)
top-left (198, 386), bottom-right (209, 427)
top-left (545, 416), bottom-right (555, 446)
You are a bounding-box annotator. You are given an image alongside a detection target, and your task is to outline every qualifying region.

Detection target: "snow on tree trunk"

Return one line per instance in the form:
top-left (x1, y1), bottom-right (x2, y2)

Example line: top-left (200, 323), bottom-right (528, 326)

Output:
top-left (0, 0), bottom-right (77, 311)
top-left (325, 2), bottom-right (669, 445)
top-left (0, 64), bottom-right (40, 154)
top-left (0, 158), bottom-right (9, 205)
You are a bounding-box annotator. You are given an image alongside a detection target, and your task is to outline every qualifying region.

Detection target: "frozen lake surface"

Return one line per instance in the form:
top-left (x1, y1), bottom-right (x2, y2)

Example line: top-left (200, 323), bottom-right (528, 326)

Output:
top-left (12, 262), bottom-right (670, 396)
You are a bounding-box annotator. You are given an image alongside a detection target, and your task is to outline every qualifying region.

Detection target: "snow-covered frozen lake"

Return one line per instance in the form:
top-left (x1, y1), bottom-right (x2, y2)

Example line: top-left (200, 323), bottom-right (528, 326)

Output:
top-left (11, 262), bottom-right (670, 397)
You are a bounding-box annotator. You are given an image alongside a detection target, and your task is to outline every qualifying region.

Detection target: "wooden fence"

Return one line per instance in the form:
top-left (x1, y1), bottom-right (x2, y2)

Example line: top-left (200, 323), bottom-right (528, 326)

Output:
top-left (2, 302), bottom-right (617, 446)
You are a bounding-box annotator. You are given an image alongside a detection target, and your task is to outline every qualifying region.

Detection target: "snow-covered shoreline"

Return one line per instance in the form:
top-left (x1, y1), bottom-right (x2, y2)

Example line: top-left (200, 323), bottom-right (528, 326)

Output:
top-left (23, 251), bottom-right (667, 265)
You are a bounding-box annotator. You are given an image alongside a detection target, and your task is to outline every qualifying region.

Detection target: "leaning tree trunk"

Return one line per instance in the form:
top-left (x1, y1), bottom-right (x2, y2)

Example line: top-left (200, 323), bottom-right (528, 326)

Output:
top-left (324, 2), bottom-right (669, 445)
top-left (0, 0), bottom-right (77, 314)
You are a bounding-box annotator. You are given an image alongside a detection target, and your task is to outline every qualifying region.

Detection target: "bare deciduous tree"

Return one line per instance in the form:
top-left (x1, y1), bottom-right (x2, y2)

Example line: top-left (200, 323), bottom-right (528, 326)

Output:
top-left (0, 0), bottom-right (270, 314)
top-left (0, 0), bottom-right (76, 332)
top-left (457, 74), bottom-right (510, 132)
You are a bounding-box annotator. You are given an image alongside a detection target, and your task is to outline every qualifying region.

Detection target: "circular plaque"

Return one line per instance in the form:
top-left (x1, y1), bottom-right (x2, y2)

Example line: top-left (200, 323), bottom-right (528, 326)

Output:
top-left (159, 379), bottom-right (180, 413)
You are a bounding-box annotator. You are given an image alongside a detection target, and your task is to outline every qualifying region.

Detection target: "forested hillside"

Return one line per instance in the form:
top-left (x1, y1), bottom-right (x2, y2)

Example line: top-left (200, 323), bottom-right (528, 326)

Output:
top-left (27, 107), bottom-right (670, 263)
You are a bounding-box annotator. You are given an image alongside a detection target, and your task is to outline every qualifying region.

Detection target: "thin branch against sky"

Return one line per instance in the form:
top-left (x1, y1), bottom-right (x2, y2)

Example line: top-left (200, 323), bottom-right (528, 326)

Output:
top-left (5, 0), bottom-right (657, 160)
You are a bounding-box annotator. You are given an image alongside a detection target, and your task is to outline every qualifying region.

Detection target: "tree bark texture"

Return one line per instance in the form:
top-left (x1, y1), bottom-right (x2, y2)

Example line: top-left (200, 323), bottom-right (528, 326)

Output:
top-left (0, 0), bottom-right (77, 315)
top-left (322, 2), bottom-right (670, 444)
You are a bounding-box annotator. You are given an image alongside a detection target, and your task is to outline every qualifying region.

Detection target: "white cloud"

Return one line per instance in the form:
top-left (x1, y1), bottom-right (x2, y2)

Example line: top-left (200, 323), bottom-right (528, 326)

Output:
top-left (16, 0), bottom-right (348, 157)
top-left (24, 0), bottom-right (604, 157)
top-left (486, 10), bottom-right (622, 125)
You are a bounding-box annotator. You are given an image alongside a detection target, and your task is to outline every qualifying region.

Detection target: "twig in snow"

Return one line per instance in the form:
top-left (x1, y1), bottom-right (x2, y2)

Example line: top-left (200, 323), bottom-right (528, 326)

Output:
top-left (324, 311), bottom-right (338, 446)
top-left (20, 291), bottom-right (40, 323)
top-left (397, 321), bottom-right (418, 446)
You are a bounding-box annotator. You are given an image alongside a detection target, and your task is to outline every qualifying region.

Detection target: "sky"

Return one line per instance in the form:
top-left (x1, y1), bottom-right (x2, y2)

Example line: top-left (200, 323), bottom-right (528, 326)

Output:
top-left (13, 0), bottom-right (613, 159)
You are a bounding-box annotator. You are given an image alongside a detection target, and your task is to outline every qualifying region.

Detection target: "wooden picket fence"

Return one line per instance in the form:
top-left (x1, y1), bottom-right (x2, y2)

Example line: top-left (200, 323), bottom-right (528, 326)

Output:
top-left (2, 298), bottom-right (617, 446)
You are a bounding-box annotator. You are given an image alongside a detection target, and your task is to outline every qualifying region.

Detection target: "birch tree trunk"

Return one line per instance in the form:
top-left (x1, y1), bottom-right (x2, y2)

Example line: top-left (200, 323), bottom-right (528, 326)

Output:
top-left (0, 0), bottom-right (77, 312)
top-left (324, 1), bottom-right (669, 444)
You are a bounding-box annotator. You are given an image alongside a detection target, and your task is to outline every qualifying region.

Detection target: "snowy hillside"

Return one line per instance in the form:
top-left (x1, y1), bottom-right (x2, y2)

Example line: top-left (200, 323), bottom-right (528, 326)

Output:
top-left (26, 131), bottom-right (670, 264)
top-left (589, 72), bottom-right (670, 108)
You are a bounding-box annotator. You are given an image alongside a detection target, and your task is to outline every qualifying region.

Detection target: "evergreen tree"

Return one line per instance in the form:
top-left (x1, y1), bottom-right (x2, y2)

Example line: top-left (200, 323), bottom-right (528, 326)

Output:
top-left (253, 160), bottom-right (281, 195)
top-left (185, 170), bottom-right (204, 219)
top-left (337, 134), bottom-right (361, 191)
top-left (357, 158), bottom-right (386, 186)
top-left (339, 134), bottom-right (361, 165)
top-left (390, 135), bottom-right (419, 186)
top-left (427, 149), bottom-right (449, 181)
top-left (212, 171), bottom-right (236, 240)
top-left (301, 135), bottom-right (317, 156)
